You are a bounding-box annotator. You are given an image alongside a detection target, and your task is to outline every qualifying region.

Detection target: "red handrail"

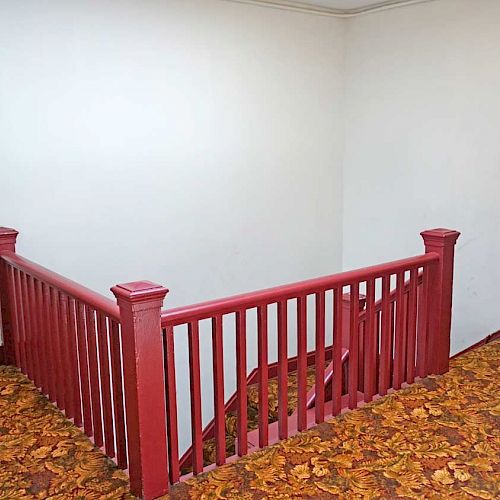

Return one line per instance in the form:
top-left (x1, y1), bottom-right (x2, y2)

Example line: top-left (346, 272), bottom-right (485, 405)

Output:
top-left (161, 253), bottom-right (438, 326)
top-left (1, 252), bottom-right (120, 320)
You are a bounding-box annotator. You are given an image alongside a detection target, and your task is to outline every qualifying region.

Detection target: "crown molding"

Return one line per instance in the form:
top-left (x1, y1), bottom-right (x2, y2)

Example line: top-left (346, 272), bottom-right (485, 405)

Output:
top-left (222, 0), bottom-right (436, 17)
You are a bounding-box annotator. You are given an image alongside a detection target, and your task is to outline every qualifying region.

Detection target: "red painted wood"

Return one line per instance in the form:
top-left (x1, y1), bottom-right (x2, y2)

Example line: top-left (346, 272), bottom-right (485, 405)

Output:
top-left (161, 254), bottom-right (438, 326)
top-left (421, 229), bottom-right (460, 375)
top-left (314, 291), bottom-right (325, 423)
top-left (76, 301), bottom-right (93, 436)
top-left (41, 283), bottom-right (56, 402)
top-left (32, 280), bottom-right (47, 395)
top-left (58, 293), bottom-right (73, 416)
top-left (257, 305), bottom-right (269, 447)
top-left (297, 296), bottom-right (307, 430)
top-left (163, 325), bottom-right (180, 484)
top-left (52, 288), bottom-right (67, 408)
top-left (416, 267), bottom-right (430, 378)
top-left (112, 281), bottom-right (169, 499)
top-left (378, 275), bottom-right (391, 396)
top-left (26, 276), bottom-right (42, 388)
top-left (97, 313), bottom-right (115, 458)
top-left (5, 265), bottom-right (21, 368)
top-left (20, 272), bottom-right (34, 380)
top-left (348, 283), bottom-right (360, 409)
top-left (0, 229), bottom-right (18, 365)
top-left (277, 300), bottom-right (288, 440)
top-left (2, 253), bottom-right (119, 320)
top-left (211, 314), bottom-right (226, 466)
top-left (85, 306), bottom-right (103, 447)
top-left (188, 321), bottom-right (203, 473)
top-left (235, 311), bottom-right (248, 456)
top-left (67, 297), bottom-right (83, 427)
top-left (332, 288), bottom-right (343, 415)
top-left (364, 279), bottom-right (376, 402)
top-left (406, 269), bottom-right (418, 383)
top-left (109, 319), bottom-right (127, 469)
top-left (393, 272), bottom-right (405, 389)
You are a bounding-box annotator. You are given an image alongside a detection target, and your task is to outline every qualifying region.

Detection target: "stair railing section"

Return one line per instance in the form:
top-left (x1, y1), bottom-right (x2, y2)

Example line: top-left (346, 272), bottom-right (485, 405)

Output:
top-left (159, 227), bottom-right (460, 493)
top-left (0, 227), bottom-right (460, 499)
top-left (0, 227), bottom-right (171, 499)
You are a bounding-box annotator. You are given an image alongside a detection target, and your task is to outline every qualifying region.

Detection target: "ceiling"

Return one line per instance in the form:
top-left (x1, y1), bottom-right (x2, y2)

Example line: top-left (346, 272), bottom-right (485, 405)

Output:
top-left (292, 0), bottom-right (389, 7)
top-left (230, 1), bottom-right (432, 16)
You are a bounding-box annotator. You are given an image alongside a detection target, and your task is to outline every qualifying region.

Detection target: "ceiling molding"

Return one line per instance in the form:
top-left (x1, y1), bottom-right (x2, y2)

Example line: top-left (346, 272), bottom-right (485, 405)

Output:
top-left (222, 0), bottom-right (436, 17)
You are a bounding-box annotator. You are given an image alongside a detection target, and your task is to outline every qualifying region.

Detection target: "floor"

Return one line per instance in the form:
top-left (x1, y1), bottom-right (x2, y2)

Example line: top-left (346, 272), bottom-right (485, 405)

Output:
top-left (170, 339), bottom-right (500, 499)
top-left (0, 340), bottom-right (498, 499)
top-left (0, 365), bottom-right (133, 499)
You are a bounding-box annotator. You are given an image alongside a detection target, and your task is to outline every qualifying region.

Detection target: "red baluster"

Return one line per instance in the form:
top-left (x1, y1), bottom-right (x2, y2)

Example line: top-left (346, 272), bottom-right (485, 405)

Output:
top-left (5, 265), bottom-right (21, 368)
top-left (109, 320), bottom-right (127, 469)
top-left (20, 272), bottom-right (34, 380)
top-left (42, 283), bottom-right (56, 401)
top-left (348, 283), bottom-right (360, 409)
top-left (58, 293), bottom-right (73, 415)
top-left (364, 279), bottom-right (376, 402)
top-left (332, 288), bottom-right (343, 415)
top-left (406, 269), bottom-right (418, 383)
top-left (297, 296), bottom-right (307, 430)
top-left (76, 301), bottom-right (93, 436)
top-left (188, 320), bottom-right (203, 473)
top-left (257, 304), bottom-right (269, 446)
top-left (378, 275), bottom-right (391, 396)
top-left (236, 311), bottom-right (248, 456)
top-left (314, 291), bottom-right (325, 423)
top-left (416, 267), bottom-right (430, 378)
top-left (67, 297), bottom-right (83, 427)
top-left (163, 325), bottom-right (180, 483)
top-left (211, 314), bottom-right (226, 465)
top-left (85, 306), bottom-right (103, 447)
top-left (277, 300), bottom-right (288, 440)
top-left (27, 276), bottom-right (42, 388)
top-left (393, 272), bottom-right (405, 389)
top-left (97, 313), bottom-right (115, 458)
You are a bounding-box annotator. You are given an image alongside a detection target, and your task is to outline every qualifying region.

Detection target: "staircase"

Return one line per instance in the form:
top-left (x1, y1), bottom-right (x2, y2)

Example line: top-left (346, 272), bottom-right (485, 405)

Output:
top-left (179, 346), bottom-right (350, 475)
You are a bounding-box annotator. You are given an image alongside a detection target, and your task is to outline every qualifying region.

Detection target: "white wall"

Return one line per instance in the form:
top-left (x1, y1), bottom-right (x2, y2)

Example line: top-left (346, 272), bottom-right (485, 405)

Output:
top-left (0, 0), bottom-right (345, 451)
top-left (343, 0), bottom-right (500, 353)
top-left (0, 0), bottom-right (345, 306)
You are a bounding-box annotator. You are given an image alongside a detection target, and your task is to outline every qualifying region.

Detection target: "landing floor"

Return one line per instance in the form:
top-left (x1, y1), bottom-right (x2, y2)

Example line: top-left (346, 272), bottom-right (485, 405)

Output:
top-left (1, 341), bottom-right (499, 499)
top-left (170, 340), bottom-right (500, 499)
top-left (0, 365), bottom-right (132, 498)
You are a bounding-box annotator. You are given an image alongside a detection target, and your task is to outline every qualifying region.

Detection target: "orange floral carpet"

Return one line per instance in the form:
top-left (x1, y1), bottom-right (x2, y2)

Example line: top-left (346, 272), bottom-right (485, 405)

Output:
top-left (1, 340), bottom-right (499, 499)
top-left (0, 365), bottom-right (133, 499)
top-left (170, 340), bottom-right (500, 499)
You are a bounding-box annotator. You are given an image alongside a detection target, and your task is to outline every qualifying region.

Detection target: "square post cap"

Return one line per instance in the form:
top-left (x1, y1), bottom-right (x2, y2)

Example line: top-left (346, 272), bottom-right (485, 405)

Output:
top-left (111, 281), bottom-right (168, 304)
top-left (421, 228), bottom-right (460, 247)
top-left (0, 227), bottom-right (19, 252)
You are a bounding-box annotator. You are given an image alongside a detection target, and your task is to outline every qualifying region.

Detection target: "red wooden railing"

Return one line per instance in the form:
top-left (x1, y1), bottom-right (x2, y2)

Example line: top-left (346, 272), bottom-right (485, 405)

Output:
top-left (0, 226), bottom-right (460, 499)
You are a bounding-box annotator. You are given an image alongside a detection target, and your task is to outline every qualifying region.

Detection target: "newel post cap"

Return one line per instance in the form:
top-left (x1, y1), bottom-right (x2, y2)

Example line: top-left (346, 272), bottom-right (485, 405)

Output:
top-left (0, 227), bottom-right (19, 240)
top-left (111, 280), bottom-right (169, 305)
top-left (0, 227), bottom-right (19, 252)
top-left (420, 228), bottom-right (460, 247)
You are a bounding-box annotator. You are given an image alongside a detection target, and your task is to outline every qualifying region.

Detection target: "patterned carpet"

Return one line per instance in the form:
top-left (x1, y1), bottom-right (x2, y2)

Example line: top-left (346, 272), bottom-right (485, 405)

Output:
top-left (0, 365), bottom-right (133, 499)
top-left (0, 340), bottom-right (498, 499)
top-left (170, 339), bottom-right (500, 499)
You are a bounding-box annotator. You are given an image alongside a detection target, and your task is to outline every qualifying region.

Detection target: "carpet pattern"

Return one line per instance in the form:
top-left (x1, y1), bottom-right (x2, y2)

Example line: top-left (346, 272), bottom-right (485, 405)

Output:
top-left (0, 365), bottom-right (133, 499)
top-left (170, 339), bottom-right (500, 499)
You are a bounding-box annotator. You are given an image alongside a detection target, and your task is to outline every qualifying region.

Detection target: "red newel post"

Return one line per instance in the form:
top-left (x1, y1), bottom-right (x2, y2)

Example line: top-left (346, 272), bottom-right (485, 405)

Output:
top-left (421, 228), bottom-right (460, 375)
top-left (111, 281), bottom-right (169, 499)
top-left (0, 227), bottom-right (19, 365)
